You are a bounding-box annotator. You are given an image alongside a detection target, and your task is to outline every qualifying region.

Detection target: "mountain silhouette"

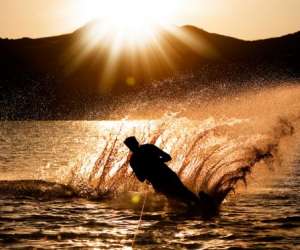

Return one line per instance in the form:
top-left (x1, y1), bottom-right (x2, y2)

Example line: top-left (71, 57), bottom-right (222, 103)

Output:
top-left (0, 21), bottom-right (299, 119)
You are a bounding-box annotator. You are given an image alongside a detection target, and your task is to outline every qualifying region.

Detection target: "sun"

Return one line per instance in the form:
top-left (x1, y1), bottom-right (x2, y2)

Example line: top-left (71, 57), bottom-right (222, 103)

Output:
top-left (69, 0), bottom-right (184, 93)
top-left (76, 0), bottom-right (181, 42)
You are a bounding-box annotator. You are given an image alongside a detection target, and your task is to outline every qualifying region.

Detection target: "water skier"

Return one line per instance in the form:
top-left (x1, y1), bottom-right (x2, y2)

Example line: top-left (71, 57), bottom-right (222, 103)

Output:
top-left (124, 136), bottom-right (203, 207)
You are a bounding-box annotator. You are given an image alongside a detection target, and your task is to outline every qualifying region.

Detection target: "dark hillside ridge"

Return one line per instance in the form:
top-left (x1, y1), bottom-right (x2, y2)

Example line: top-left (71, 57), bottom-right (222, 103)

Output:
top-left (0, 22), bottom-right (299, 119)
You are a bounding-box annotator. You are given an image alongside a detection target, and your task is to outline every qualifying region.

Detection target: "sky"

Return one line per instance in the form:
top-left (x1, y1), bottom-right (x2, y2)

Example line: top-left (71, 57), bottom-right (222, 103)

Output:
top-left (0, 0), bottom-right (299, 40)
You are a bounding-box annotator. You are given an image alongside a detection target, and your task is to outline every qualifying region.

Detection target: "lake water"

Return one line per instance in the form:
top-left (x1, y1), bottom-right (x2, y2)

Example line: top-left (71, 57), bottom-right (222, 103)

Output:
top-left (0, 119), bottom-right (299, 249)
top-left (1, 86), bottom-right (300, 249)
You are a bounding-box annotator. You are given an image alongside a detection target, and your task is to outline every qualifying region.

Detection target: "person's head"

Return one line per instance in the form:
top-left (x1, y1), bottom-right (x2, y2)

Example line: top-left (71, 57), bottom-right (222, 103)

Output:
top-left (124, 136), bottom-right (140, 152)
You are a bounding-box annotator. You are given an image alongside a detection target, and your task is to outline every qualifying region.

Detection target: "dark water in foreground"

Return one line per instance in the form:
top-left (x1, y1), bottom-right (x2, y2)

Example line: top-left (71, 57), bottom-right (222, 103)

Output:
top-left (1, 102), bottom-right (300, 250)
top-left (0, 179), bottom-right (299, 249)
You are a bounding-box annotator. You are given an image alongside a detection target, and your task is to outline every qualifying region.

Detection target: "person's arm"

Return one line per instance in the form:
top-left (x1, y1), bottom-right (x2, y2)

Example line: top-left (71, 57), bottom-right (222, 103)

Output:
top-left (155, 146), bottom-right (172, 162)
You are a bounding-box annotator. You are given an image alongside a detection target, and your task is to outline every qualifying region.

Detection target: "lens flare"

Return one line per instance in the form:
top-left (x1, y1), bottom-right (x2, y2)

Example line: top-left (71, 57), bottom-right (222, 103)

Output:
top-left (68, 0), bottom-right (205, 94)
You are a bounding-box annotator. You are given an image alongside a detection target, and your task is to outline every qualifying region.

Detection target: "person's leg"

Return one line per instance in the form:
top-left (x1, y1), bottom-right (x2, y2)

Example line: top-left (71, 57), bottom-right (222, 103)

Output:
top-left (158, 170), bottom-right (200, 205)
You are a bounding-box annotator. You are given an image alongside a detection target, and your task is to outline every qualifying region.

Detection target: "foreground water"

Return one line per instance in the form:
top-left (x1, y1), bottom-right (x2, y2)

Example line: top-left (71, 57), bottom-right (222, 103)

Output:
top-left (1, 86), bottom-right (300, 249)
top-left (0, 183), bottom-right (299, 249)
top-left (0, 120), bottom-right (299, 249)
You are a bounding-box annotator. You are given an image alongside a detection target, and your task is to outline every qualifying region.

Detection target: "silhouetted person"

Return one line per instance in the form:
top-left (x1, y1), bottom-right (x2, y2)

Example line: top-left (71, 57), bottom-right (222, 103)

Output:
top-left (124, 136), bottom-right (202, 207)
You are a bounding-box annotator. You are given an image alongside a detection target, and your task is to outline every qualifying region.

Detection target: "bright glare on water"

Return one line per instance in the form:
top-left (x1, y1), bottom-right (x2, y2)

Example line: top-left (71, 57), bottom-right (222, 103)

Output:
top-left (0, 119), bottom-right (299, 249)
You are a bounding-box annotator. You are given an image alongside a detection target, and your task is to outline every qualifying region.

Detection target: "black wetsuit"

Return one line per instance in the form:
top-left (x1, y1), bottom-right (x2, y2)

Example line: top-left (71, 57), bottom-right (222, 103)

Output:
top-left (129, 144), bottom-right (200, 205)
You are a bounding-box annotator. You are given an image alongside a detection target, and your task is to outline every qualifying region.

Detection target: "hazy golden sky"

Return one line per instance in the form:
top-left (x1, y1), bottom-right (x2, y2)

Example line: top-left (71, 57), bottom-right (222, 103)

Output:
top-left (0, 0), bottom-right (299, 40)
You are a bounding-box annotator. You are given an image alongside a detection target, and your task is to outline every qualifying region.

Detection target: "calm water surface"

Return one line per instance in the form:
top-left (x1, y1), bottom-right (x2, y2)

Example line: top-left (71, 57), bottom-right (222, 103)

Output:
top-left (0, 122), bottom-right (299, 249)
